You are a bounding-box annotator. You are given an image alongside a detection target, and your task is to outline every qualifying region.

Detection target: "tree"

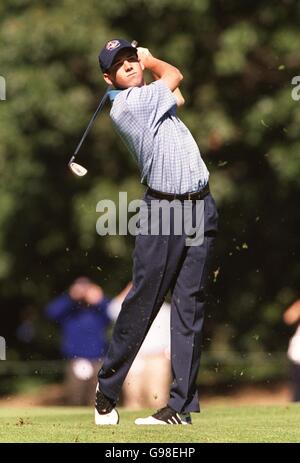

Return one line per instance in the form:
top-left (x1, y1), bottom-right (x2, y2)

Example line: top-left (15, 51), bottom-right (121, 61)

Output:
top-left (0, 0), bottom-right (299, 362)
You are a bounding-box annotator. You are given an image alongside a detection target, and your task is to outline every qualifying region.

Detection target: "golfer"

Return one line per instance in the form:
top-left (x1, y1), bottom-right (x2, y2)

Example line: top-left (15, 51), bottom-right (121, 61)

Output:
top-left (95, 39), bottom-right (218, 425)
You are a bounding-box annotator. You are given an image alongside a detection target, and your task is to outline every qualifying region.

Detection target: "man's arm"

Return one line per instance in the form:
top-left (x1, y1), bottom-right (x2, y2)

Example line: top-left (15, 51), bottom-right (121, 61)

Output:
top-left (172, 88), bottom-right (185, 107)
top-left (45, 294), bottom-right (74, 321)
top-left (150, 68), bottom-right (185, 107)
top-left (283, 300), bottom-right (300, 325)
top-left (137, 47), bottom-right (184, 96)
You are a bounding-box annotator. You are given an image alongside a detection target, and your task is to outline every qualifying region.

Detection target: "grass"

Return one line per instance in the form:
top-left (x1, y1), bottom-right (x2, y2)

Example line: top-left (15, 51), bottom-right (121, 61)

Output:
top-left (0, 404), bottom-right (300, 443)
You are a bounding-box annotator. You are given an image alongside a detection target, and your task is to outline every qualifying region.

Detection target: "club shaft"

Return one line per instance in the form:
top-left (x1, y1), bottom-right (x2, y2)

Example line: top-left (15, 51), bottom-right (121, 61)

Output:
top-left (74, 87), bottom-right (111, 156)
top-left (70, 40), bottom-right (137, 166)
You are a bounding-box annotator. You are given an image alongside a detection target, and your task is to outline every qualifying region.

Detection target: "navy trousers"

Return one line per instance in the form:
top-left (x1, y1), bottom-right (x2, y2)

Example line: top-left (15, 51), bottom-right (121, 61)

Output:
top-left (98, 190), bottom-right (218, 413)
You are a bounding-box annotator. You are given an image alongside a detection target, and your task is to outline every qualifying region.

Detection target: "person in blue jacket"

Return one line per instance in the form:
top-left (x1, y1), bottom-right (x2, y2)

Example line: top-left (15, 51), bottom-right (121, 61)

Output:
top-left (45, 277), bottom-right (111, 405)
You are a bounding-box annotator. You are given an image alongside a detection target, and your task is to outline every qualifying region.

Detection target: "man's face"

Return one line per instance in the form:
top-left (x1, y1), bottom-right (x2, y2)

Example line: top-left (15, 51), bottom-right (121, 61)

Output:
top-left (103, 48), bottom-right (144, 89)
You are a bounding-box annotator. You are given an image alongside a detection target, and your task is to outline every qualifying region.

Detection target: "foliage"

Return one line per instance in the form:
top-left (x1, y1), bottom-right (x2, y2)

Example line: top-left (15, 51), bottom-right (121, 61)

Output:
top-left (0, 0), bottom-right (299, 362)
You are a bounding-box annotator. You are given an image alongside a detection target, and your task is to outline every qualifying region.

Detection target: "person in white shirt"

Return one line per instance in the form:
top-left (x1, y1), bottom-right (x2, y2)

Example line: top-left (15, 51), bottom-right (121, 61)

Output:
top-left (108, 283), bottom-right (171, 409)
top-left (283, 300), bottom-right (300, 401)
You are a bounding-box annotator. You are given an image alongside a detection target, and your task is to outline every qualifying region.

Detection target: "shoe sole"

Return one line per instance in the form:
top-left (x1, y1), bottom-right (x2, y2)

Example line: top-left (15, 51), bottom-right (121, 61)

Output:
top-left (95, 407), bottom-right (119, 425)
top-left (135, 416), bottom-right (190, 425)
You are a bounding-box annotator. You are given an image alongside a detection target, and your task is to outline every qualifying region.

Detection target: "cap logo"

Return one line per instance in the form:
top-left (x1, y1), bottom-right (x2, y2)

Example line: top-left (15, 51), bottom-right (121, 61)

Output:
top-left (106, 40), bottom-right (121, 51)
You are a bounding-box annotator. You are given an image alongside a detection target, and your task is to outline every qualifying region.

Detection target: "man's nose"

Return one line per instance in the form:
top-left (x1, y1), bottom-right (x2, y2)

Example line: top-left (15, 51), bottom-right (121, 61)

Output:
top-left (123, 60), bottom-right (133, 71)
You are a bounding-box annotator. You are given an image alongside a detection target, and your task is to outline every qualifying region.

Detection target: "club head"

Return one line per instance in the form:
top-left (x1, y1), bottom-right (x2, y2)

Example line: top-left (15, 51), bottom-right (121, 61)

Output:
top-left (68, 161), bottom-right (88, 177)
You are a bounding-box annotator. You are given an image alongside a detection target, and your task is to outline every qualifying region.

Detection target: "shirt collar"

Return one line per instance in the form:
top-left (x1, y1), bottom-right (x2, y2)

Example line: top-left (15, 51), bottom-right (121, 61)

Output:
top-left (108, 89), bottom-right (123, 102)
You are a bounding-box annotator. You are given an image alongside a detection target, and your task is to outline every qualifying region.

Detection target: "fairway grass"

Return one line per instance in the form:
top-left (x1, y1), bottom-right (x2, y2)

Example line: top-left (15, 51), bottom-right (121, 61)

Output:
top-left (0, 404), bottom-right (300, 443)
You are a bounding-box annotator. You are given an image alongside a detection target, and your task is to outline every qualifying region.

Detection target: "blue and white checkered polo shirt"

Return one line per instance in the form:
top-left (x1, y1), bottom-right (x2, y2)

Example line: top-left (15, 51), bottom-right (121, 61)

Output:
top-left (109, 80), bottom-right (209, 194)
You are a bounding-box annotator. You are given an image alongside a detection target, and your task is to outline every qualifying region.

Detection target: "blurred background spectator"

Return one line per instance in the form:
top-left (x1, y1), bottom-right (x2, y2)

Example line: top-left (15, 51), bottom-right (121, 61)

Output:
top-left (45, 277), bottom-right (111, 405)
top-left (283, 300), bottom-right (300, 402)
top-left (108, 283), bottom-right (171, 409)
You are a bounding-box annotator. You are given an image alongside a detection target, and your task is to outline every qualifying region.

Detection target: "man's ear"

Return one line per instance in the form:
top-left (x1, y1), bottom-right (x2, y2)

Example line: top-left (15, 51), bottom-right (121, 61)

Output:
top-left (103, 73), bottom-right (113, 86)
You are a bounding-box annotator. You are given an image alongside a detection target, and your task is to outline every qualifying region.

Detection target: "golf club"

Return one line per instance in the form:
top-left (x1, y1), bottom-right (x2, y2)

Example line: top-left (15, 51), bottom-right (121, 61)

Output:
top-left (68, 87), bottom-right (111, 176)
top-left (68, 40), bottom-right (138, 177)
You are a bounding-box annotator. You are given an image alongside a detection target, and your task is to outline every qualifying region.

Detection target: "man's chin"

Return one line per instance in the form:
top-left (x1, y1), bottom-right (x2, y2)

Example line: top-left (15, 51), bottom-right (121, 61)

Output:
top-left (127, 76), bottom-right (144, 88)
top-left (117, 78), bottom-right (144, 89)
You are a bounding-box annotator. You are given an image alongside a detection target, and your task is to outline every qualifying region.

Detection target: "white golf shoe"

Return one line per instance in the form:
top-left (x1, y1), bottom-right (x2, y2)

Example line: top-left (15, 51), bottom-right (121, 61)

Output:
top-left (135, 406), bottom-right (192, 425)
top-left (95, 383), bottom-right (119, 425)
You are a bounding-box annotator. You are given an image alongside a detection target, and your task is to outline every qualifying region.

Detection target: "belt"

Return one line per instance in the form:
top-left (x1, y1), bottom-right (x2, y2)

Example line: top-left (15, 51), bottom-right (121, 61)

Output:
top-left (147, 184), bottom-right (210, 201)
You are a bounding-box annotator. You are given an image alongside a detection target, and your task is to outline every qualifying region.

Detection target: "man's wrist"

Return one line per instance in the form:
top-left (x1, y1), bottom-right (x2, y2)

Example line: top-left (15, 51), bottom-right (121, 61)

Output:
top-left (143, 55), bottom-right (158, 71)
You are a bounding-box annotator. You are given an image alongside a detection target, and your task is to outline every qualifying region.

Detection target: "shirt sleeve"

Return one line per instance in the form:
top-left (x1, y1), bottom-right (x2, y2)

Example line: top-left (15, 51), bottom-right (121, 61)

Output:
top-left (125, 80), bottom-right (177, 129)
top-left (45, 294), bottom-right (74, 321)
top-left (95, 296), bottom-right (112, 327)
top-left (106, 298), bottom-right (122, 321)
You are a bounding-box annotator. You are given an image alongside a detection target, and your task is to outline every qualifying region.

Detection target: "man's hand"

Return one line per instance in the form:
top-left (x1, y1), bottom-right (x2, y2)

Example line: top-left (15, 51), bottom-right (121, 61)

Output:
top-left (137, 47), bottom-right (153, 68)
top-left (283, 300), bottom-right (300, 325)
top-left (139, 46), bottom-right (185, 107)
top-left (69, 281), bottom-right (88, 301)
top-left (69, 279), bottom-right (103, 305)
top-left (84, 284), bottom-right (103, 305)
top-left (137, 46), bottom-right (183, 92)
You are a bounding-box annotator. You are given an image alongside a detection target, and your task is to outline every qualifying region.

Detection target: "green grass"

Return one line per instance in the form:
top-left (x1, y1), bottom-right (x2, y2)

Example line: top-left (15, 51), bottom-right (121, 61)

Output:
top-left (0, 404), bottom-right (300, 443)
